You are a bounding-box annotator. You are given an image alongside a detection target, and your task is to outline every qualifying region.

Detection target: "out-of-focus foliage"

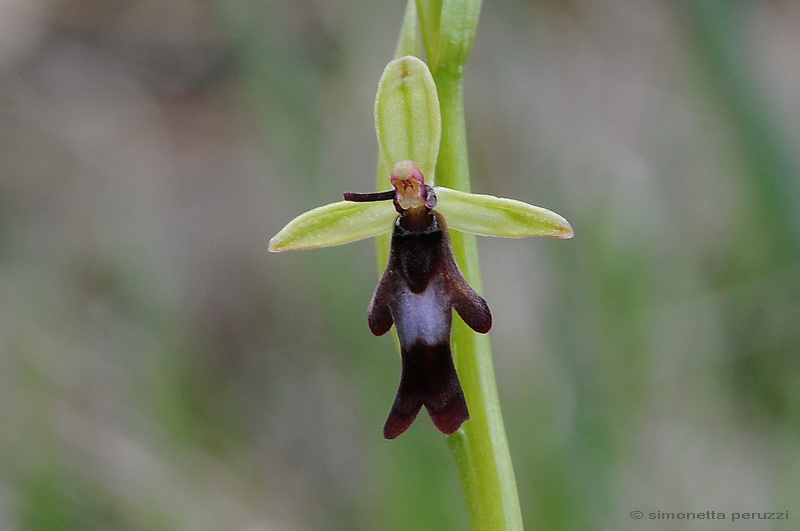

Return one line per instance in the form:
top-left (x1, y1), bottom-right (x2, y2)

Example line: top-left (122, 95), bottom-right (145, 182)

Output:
top-left (1, 0), bottom-right (798, 529)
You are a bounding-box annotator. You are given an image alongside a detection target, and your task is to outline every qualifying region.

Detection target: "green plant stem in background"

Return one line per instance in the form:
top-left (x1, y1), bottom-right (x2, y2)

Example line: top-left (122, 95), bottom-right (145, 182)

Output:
top-left (386, 1), bottom-right (524, 528)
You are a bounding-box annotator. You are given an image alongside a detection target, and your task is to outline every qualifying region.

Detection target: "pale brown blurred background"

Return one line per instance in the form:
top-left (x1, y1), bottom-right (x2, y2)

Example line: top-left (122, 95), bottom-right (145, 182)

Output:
top-left (1, 1), bottom-right (799, 529)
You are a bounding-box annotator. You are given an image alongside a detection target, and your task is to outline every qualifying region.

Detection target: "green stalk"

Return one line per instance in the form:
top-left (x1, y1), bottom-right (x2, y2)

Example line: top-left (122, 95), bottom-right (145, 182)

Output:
top-left (384, 1), bottom-right (523, 528)
top-left (434, 56), bottom-right (523, 531)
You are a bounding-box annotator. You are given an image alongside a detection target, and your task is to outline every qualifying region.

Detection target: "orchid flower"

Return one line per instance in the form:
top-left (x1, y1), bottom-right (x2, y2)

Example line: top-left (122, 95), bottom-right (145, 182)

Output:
top-left (269, 56), bottom-right (572, 438)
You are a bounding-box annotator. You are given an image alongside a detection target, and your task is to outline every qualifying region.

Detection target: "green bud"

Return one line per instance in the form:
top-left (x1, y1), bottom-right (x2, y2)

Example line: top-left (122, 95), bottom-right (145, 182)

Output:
top-left (374, 56), bottom-right (441, 183)
top-left (394, 0), bottom-right (421, 58)
top-left (435, 0), bottom-right (482, 78)
top-left (415, 0), bottom-right (442, 68)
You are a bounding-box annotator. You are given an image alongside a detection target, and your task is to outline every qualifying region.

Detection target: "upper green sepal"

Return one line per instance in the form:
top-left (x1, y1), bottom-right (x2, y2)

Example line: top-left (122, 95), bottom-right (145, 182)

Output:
top-left (434, 187), bottom-right (574, 239)
top-left (374, 56), bottom-right (441, 183)
top-left (268, 200), bottom-right (397, 252)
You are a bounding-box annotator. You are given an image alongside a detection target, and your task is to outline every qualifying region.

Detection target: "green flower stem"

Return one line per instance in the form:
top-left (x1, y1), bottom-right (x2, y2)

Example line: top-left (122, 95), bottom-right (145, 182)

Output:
top-left (434, 59), bottom-right (523, 531)
top-left (419, 1), bottom-right (522, 528)
top-left (379, 2), bottom-right (524, 527)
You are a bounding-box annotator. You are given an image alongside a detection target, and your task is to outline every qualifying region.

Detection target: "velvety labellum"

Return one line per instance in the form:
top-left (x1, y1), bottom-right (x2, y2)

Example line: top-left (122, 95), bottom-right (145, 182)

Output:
top-left (368, 211), bottom-right (491, 438)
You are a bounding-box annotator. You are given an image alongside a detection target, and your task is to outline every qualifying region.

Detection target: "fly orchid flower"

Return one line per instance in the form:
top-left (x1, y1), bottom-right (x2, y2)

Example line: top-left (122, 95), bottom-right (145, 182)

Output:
top-left (268, 56), bottom-right (573, 438)
top-left (345, 160), bottom-right (491, 438)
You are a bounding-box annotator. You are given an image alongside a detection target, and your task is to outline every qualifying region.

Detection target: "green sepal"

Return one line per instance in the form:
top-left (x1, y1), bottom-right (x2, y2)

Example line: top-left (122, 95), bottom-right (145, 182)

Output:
top-left (435, 187), bottom-right (574, 239)
top-left (268, 200), bottom-right (397, 252)
top-left (374, 56), bottom-right (441, 183)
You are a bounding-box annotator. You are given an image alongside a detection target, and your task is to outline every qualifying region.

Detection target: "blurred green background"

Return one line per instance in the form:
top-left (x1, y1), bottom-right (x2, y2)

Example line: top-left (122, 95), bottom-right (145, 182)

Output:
top-left (1, 0), bottom-right (798, 529)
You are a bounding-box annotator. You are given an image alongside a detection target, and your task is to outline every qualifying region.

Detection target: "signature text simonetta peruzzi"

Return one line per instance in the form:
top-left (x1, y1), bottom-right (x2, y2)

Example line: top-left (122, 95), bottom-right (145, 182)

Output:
top-left (632, 510), bottom-right (788, 521)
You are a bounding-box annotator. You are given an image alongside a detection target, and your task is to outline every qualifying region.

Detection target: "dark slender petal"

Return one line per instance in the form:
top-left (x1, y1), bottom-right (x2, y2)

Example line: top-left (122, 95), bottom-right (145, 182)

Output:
top-left (343, 190), bottom-right (396, 202)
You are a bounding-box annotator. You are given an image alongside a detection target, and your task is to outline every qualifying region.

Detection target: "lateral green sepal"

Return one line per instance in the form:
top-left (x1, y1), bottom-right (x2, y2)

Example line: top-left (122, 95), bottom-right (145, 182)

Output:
top-left (435, 187), bottom-right (574, 239)
top-left (268, 200), bottom-right (397, 252)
